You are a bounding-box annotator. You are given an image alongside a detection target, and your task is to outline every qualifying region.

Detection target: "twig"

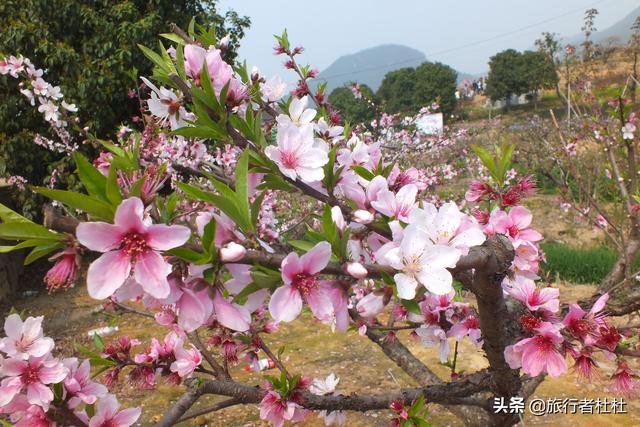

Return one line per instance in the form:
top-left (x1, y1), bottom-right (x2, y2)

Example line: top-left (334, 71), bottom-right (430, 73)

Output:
top-left (256, 336), bottom-right (289, 378)
top-left (188, 331), bottom-right (230, 380)
top-left (177, 397), bottom-right (241, 423)
top-left (113, 301), bottom-right (154, 319)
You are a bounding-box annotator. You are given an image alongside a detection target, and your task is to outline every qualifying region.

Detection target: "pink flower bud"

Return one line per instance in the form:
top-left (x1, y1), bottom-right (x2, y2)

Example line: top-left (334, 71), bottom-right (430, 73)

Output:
top-left (345, 262), bottom-right (368, 279)
top-left (353, 209), bottom-right (374, 224)
top-left (331, 206), bottom-right (346, 230)
top-left (356, 291), bottom-right (387, 318)
top-left (220, 242), bottom-right (246, 262)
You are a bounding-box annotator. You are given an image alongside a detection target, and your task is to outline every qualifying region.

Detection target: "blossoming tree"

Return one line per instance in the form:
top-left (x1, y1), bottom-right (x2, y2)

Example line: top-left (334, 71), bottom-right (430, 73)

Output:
top-left (0, 24), bottom-right (637, 427)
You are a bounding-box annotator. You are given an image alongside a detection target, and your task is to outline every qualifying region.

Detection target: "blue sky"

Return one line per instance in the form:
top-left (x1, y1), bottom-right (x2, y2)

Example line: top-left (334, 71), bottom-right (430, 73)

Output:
top-left (217, 0), bottom-right (640, 82)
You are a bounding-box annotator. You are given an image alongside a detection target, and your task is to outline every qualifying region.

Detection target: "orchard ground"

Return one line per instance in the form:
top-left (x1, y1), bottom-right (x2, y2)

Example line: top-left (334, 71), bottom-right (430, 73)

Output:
top-left (5, 194), bottom-right (639, 426)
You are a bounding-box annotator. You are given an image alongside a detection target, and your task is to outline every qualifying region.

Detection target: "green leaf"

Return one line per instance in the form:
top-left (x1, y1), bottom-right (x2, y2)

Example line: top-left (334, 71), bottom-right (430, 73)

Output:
top-left (202, 218), bottom-right (217, 256)
top-left (73, 153), bottom-right (107, 201)
top-left (96, 139), bottom-right (126, 157)
top-left (0, 238), bottom-right (59, 253)
top-left (34, 188), bottom-right (114, 221)
top-left (289, 240), bottom-right (315, 252)
top-left (235, 150), bottom-right (252, 231)
top-left (128, 176), bottom-right (146, 198)
top-left (138, 44), bottom-right (171, 73)
top-left (92, 333), bottom-right (105, 352)
top-left (166, 247), bottom-right (209, 264)
top-left (401, 299), bottom-right (421, 315)
top-left (0, 203), bottom-right (38, 225)
top-left (160, 33), bottom-right (187, 45)
top-left (106, 167), bottom-right (122, 206)
top-left (24, 242), bottom-right (63, 265)
top-left (352, 165), bottom-right (375, 181)
top-left (0, 223), bottom-right (62, 241)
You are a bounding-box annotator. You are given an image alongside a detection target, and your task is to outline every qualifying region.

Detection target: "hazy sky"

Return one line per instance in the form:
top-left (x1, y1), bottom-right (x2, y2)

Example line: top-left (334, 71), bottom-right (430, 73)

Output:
top-left (217, 0), bottom-right (640, 83)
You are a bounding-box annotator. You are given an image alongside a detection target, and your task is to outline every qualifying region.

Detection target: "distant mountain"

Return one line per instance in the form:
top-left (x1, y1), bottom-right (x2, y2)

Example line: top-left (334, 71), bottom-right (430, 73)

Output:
top-left (565, 5), bottom-right (640, 46)
top-left (314, 44), bottom-right (475, 93)
top-left (315, 44), bottom-right (425, 93)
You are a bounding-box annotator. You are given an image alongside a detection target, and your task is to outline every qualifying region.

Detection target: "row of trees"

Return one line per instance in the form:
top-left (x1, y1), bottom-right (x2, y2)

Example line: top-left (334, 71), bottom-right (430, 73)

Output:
top-left (329, 61), bottom-right (458, 124)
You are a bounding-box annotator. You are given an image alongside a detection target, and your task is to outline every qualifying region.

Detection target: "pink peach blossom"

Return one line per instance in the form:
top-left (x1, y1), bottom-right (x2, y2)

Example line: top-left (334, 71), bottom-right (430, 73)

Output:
top-left (62, 358), bottom-right (108, 409)
top-left (510, 323), bottom-right (567, 377)
top-left (76, 197), bottom-right (191, 300)
top-left (0, 314), bottom-right (54, 361)
top-left (269, 241), bottom-right (335, 323)
top-left (88, 394), bottom-right (141, 427)
top-left (0, 354), bottom-right (68, 410)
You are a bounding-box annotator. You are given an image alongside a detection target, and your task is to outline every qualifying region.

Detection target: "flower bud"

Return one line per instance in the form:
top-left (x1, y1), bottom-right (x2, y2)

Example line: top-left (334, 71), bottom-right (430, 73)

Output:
top-left (353, 209), bottom-right (374, 224)
top-left (345, 262), bottom-right (368, 279)
top-left (220, 242), bottom-right (246, 262)
top-left (356, 291), bottom-right (387, 318)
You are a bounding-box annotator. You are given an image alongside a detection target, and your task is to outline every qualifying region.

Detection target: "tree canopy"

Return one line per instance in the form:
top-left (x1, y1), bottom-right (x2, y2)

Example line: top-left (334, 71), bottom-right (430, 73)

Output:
top-left (0, 0), bottom-right (249, 213)
top-left (328, 84), bottom-right (376, 126)
top-left (485, 49), bottom-right (557, 102)
top-left (377, 62), bottom-right (457, 117)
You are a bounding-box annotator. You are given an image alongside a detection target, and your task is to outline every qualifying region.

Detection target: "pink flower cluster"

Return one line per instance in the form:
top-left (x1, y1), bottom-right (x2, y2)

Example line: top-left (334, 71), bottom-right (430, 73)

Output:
top-left (0, 314), bottom-right (140, 426)
top-left (1, 54), bottom-right (79, 153)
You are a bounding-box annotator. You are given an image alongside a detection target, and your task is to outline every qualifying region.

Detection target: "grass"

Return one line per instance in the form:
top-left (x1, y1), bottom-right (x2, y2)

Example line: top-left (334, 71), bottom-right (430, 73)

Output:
top-left (540, 242), bottom-right (638, 284)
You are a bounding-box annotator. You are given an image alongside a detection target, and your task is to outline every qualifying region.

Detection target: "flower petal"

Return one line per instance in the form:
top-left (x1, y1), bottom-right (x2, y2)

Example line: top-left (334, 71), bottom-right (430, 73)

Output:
top-left (269, 285), bottom-right (302, 322)
top-left (301, 241), bottom-right (332, 274)
top-left (112, 407), bottom-right (142, 427)
top-left (76, 222), bottom-right (122, 252)
top-left (87, 251), bottom-right (131, 299)
top-left (395, 273), bottom-right (418, 299)
top-left (145, 224), bottom-right (191, 250)
top-left (134, 251), bottom-right (171, 299)
top-left (114, 197), bottom-right (146, 232)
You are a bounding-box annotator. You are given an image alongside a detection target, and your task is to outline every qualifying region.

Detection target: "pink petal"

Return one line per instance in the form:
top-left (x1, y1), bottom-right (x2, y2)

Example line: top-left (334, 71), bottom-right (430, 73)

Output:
top-left (177, 288), bottom-right (210, 332)
top-left (134, 251), bottom-right (171, 299)
top-left (112, 407), bottom-right (142, 427)
top-left (38, 362), bottom-right (68, 384)
top-left (0, 377), bottom-right (23, 406)
top-left (26, 382), bottom-right (53, 408)
top-left (20, 316), bottom-right (44, 342)
top-left (27, 337), bottom-right (54, 358)
top-left (300, 241), bottom-right (332, 274)
top-left (76, 222), bottom-right (122, 252)
top-left (1, 358), bottom-right (28, 376)
top-left (113, 197), bottom-right (146, 233)
top-left (509, 206), bottom-right (532, 230)
top-left (304, 287), bottom-right (334, 322)
top-left (145, 224), bottom-right (191, 251)
top-left (281, 252), bottom-right (302, 285)
top-left (96, 394), bottom-right (119, 420)
top-left (212, 291), bottom-right (251, 332)
top-left (590, 293), bottom-right (609, 314)
top-left (87, 251), bottom-right (132, 299)
top-left (269, 285), bottom-right (303, 322)
top-left (4, 313), bottom-right (23, 339)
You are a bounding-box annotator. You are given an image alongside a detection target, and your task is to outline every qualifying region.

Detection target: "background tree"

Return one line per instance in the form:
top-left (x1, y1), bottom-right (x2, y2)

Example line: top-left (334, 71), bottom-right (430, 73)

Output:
top-left (376, 67), bottom-right (416, 114)
top-left (485, 49), bottom-right (526, 103)
top-left (521, 50), bottom-right (558, 105)
top-left (412, 62), bottom-right (457, 117)
top-left (328, 84), bottom-right (376, 125)
top-left (581, 8), bottom-right (599, 60)
top-left (0, 0), bottom-right (249, 215)
top-left (535, 31), bottom-right (562, 97)
top-left (377, 62), bottom-right (457, 117)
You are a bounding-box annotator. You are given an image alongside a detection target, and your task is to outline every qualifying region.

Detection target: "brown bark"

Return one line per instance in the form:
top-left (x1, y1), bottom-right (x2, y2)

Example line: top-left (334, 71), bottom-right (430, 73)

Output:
top-left (471, 235), bottom-right (520, 426)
